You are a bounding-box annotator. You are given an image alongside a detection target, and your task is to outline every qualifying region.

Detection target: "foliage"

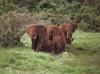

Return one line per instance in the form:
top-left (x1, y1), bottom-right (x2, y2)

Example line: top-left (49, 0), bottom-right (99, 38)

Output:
top-left (0, 0), bottom-right (19, 15)
top-left (0, 11), bottom-right (34, 47)
top-left (0, 0), bottom-right (100, 47)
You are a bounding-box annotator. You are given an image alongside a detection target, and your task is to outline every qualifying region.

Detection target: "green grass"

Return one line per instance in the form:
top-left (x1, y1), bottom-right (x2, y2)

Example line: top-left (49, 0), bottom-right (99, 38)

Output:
top-left (73, 31), bottom-right (100, 52)
top-left (0, 30), bottom-right (100, 74)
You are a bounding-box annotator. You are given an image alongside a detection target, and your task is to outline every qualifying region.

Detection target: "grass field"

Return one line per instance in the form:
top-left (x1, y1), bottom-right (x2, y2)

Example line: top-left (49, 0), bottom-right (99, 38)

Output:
top-left (0, 30), bottom-right (100, 74)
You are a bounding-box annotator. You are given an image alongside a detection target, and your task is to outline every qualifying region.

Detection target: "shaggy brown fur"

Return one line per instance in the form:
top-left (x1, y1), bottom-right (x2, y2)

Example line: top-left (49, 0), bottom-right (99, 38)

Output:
top-left (47, 25), bottom-right (66, 54)
top-left (26, 25), bottom-right (48, 51)
top-left (60, 23), bottom-right (77, 44)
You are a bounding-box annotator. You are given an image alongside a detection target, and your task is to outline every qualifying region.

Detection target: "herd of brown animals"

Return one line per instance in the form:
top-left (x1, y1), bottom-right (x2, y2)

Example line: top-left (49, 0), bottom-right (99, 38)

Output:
top-left (26, 22), bottom-right (77, 54)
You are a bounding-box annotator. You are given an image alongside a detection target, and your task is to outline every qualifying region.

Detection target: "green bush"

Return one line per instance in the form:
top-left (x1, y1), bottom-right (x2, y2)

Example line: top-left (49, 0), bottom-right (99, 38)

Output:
top-left (0, 0), bottom-right (100, 34)
top-left (0, 11), bottom-right (34, 47)
top-left (0, 0), bottom-right (19, 15)
top-left (76, 5), bottom-right (100, 32)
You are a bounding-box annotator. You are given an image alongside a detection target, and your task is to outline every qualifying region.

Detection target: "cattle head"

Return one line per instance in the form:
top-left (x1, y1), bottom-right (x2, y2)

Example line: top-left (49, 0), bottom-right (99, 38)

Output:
top-left (26, 26), bottom-right (38, 40)
top-left (60, 23), bottom-right (78, 44)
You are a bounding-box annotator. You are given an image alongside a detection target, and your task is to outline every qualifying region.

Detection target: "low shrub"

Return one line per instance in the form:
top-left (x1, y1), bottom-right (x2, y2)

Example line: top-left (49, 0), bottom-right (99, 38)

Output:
top-left (0, 11), bottom-right (34, 47)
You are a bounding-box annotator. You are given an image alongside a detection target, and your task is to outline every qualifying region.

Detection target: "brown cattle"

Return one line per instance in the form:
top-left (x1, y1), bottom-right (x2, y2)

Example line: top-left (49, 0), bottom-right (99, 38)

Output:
top-left (47, 25), bottom-right (66, 54)
top-left (60, 23), bottom-right (77, 44)
top-left (26, 25), bottom-right (48, 51)
top-left (26, 24), bottom-right (66, 54)
top-left (42, 40), bottom-right (54, 53)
